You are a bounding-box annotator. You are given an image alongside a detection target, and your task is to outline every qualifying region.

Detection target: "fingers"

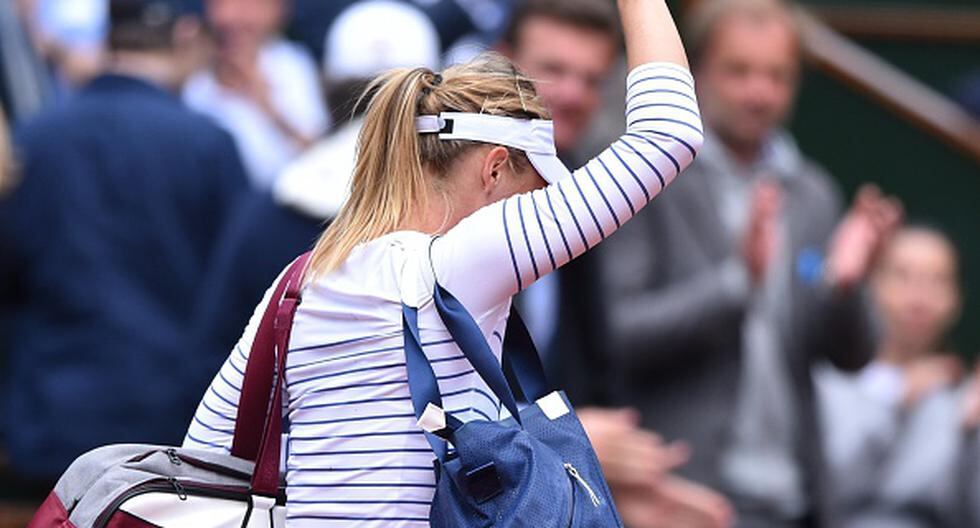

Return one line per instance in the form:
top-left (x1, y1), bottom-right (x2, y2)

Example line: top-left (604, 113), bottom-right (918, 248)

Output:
top-left (654, 440), bottom-right (691, 473)
top-left (827, 185), bottom-right (905, 290)
top-left (851, 184), bottom-right (903, 234)
top-left (602, 431), bottom-right (686, 487)
top-left (751, 181), bottom-right (782, 218)
top-left (868, 195), bottom-right (903, 239)
top-left (961, 364), bottom-right (980, 430)
top-left (854, 184), bottom-right (881, 215)
top-left (580, 408), bottom-right (692, 489)
top-left (652, 475), bottom-right (736, 528)
top-left (743, 183), bottom-right (783, 284)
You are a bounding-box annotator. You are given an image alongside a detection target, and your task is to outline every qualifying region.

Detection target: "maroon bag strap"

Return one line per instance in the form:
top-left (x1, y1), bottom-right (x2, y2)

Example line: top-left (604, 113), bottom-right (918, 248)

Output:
top-left (229, 252), bottom-right (311, 496)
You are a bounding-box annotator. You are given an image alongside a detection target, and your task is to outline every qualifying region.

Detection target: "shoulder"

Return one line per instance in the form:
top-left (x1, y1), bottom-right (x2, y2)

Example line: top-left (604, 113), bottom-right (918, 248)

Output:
top-left (14, 101), bottom-right (89, 147)
top-left (312, 231), bottom-right (436, 307)
top-left (798, 157), bottom-right (841, 197)
top-left (165, 102), bottom-right (240, 153)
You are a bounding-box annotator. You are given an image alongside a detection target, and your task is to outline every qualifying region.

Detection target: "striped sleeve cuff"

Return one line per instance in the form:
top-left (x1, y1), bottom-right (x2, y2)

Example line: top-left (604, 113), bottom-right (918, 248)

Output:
top-left (625, 61), bottom-right (695, 92)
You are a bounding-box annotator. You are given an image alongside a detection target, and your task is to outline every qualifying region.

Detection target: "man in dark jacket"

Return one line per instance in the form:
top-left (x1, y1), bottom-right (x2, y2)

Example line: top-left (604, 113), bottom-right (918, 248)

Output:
top-left (0, 0), bottom-right (247, 486)
top-left (597, 1), bottom-right (900, 526)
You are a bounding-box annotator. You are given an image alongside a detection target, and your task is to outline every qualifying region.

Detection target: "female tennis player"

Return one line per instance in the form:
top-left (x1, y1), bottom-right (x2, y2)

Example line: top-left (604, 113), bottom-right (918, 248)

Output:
top-left (185, 0), bottom-right (704, 524)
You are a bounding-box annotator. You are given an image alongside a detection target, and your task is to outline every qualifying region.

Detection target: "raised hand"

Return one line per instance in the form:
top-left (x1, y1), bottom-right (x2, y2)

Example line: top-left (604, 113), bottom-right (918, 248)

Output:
top-left (825, 185), bottom-right (903, 291)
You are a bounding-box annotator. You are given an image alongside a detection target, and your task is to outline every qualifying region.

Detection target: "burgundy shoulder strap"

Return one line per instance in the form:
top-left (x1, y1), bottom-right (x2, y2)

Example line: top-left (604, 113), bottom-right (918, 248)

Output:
top-left (230, 252), bottom-right (311, 491)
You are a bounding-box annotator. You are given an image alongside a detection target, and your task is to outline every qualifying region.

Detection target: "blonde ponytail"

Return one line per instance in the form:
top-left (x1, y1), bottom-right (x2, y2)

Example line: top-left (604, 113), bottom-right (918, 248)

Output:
top-left (308, 53), bottom-right (550, 278)
top-left (308, 67), bottom-right (434, 275)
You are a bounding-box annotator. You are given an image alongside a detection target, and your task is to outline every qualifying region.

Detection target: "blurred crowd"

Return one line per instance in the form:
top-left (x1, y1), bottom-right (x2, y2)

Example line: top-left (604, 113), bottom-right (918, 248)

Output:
top-left (1, 0), bottom-right (979, 527)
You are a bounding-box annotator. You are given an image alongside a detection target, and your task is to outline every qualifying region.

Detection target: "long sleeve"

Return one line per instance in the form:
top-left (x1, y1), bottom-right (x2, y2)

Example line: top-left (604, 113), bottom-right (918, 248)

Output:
top-left (183, 273), bottom-right (283, 453)
top-left (808, 284), bottom-right (877, 372)
top-left (432, 62), bottom-right (703, 316)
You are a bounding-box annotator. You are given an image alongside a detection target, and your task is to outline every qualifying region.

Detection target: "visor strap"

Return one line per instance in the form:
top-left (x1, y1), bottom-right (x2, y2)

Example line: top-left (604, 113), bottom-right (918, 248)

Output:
top-left (416, 116), bottom-right (446, 134)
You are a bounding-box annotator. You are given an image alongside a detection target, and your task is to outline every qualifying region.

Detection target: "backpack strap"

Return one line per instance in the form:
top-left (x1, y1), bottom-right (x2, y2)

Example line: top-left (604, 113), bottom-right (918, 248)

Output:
top-left (501, 306), bottom-right (551, 404)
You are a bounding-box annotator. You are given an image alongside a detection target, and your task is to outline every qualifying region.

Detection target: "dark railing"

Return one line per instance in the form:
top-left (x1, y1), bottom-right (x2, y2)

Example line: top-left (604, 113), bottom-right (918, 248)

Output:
top-left (799, 11), bottom-right (980, 164)
top-left (809, 5), bottom-right (980, 44)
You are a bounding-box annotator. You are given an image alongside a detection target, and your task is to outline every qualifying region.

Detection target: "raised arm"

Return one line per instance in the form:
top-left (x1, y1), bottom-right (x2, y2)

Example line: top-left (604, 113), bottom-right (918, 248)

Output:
top-left (432, 0), bottom-right (703, 316)
top-left (620, 0), bottom-right (690, 70)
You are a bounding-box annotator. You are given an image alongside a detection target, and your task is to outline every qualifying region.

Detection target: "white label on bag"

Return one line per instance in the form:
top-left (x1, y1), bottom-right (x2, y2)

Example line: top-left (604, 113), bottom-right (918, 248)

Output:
top-left (537, 391), bottom-right (570, 420)
top-left (417, 402), bottom-right (447, 432)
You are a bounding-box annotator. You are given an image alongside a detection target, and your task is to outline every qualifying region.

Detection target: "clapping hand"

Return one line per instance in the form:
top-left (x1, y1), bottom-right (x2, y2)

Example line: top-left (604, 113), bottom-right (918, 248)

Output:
top-left (577, 408), bottom-right (689, 489)
top-left (825, 185), bottom-right (903, 291)
top-left (742, 182), bottom-right (782, 286)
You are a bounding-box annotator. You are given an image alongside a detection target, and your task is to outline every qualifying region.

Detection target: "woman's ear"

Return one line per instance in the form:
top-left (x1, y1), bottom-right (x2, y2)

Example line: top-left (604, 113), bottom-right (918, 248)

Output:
top-left (480, 146), bottom-right (511, 193)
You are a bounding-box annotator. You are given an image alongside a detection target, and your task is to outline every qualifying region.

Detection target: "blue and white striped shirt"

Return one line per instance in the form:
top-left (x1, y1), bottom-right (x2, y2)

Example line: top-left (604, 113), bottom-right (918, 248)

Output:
top-left (184, 62), bottom-right (704, 526)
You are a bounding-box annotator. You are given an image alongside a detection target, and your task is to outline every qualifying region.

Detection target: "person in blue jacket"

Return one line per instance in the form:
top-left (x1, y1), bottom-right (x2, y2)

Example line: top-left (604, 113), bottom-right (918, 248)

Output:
top-left (0, 0), bottom-right (248, 490)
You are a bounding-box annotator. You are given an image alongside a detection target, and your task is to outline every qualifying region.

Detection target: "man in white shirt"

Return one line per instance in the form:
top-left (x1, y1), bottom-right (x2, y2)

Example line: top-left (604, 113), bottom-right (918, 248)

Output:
top-left (184, 0), bottom-right (328, 189)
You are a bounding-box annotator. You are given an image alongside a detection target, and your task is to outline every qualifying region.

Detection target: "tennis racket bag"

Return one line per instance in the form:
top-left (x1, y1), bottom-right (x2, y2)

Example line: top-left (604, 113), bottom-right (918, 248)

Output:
top-left (27, 254), bottom-right (309, 528)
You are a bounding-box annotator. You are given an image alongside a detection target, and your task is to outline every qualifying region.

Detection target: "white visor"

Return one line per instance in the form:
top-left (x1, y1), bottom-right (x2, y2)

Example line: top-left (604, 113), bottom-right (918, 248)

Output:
top-left (416, 113), bottom-right (571, 184)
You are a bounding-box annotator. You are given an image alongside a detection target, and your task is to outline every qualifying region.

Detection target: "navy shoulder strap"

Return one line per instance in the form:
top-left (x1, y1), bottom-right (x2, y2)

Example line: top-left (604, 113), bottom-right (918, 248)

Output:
top-left (501, 306), bottom-right (551, 404)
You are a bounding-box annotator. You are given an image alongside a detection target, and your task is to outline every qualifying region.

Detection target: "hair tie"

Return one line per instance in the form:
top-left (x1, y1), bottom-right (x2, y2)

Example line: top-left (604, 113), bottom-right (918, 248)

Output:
top-left (432, 73), bottom-right (443, 86)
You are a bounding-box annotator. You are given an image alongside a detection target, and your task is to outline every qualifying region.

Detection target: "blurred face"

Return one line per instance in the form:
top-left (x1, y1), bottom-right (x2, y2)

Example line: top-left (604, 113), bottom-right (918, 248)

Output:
top-left (873, 229), bottom-right (960, 356)
top-left (171, 16), bottom-right (211, 87)
top-left (206, 0), bottom-right (284, 56)
top-left (696, 13), bottom-right (800, 157)
top-left (509, 16), bottom-right (617, 153)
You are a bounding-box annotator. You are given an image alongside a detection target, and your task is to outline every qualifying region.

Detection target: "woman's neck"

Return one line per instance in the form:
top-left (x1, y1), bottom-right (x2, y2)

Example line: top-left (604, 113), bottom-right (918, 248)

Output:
top-left (877, 338), bottom-right (936, 367)
top-left (400, 184), bottom-right (460, 235)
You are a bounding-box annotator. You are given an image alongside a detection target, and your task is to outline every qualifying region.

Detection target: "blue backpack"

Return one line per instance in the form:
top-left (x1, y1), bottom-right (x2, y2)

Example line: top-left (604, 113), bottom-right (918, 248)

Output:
top-left (402, 283), bottom-right (624, 527)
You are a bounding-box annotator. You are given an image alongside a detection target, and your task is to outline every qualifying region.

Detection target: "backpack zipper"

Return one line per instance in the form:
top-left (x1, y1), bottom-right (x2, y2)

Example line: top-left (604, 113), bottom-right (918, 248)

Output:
top-left (564, 463), bottom-right (601, 507)
top-left (565, 465), bottom-right (577, 527)
top-left (92, 479), bottom-right (257, 528)
top-left (165, 448), bottom-right (182, 466)
top-left (126, 448), bottom-right (253, 481)
top-left (167, 450), bottom-right (253, 481)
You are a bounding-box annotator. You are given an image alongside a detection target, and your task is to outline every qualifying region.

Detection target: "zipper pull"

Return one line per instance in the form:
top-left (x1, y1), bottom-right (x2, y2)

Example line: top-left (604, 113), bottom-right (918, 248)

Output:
top-left (165, 448), bottom-right (182, 466)
top-left (168, 477), bottom-right (188, 501)
top-left (564, 463), bottom-right (601, 507)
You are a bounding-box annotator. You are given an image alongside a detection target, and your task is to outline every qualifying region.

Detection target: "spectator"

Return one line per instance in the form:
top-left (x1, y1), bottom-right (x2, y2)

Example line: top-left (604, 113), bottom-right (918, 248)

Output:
top-left (817, 225), bottom-right (980, 527)
top-left (501, 1), bottom-right (732, 526)
top-left (284, 0), bottom-right (512, 67)
top-left (184, 0), bottom-right (328, 189)
top-left (191, 0), bottom-right (442, 363)
top-left (597, 0), bottom-right (901, 526)
top-left (0, 0), bottom-right (247, 486)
